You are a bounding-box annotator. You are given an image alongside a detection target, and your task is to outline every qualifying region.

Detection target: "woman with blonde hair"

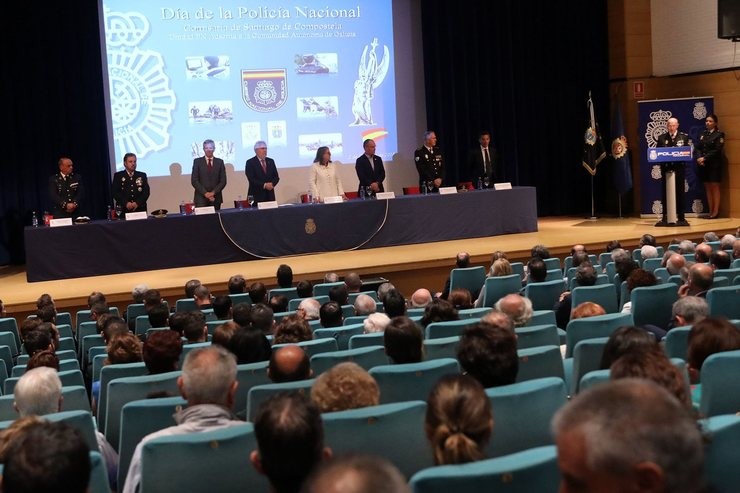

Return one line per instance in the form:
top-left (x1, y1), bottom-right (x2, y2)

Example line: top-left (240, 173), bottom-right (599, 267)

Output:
top-left (425, 374), bottom-right (493, 465)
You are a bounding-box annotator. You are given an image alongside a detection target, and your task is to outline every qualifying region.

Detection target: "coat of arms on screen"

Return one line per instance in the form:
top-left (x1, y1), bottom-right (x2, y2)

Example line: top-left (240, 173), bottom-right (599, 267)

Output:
top-left (242, 69), bottom-right (287, 112)
top-left (305, 218), bottom-right (316, 235)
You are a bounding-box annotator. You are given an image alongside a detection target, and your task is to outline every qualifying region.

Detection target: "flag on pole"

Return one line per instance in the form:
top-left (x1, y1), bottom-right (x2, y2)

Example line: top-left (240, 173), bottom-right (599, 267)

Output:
top-left (611, 103), bottom-right (632, 194)
top-left (582, 91), bottom-right (606, 176)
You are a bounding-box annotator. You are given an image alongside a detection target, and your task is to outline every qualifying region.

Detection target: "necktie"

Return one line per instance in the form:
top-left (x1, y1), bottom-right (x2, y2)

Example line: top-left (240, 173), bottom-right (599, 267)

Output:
top-left (260, 159), bottom-right (267, 173)
top-left (484, 148), bottom-right (491, 177)
top-left (207, 158), bottom-right (212, 170)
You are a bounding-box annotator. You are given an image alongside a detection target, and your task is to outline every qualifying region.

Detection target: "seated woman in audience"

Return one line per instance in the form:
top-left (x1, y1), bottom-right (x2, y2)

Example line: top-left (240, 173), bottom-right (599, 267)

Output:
top-left (25, 349), bottom-right (60, 371)
top-left (420, 299), bottom-right (459, 328)
top-left (311, 362), bottom-right (380, 413)
top-left (273, 315), bottom-right (313, 345)
top-left (600, 325), bottom-right (657, 370)
top-left (571, 301), bottom-right (606, 322)
top-left (610, 346), bottom-right (692, 411)
top-left (474, 258), bottom-right (514, 307)
top-left (143, 330), bottom-right (183, 374)
top-left (228, 327), bottom-right (271, 364)
top-left (425, 374), bottom-right (493, 465)
top-left (92, 332), bottom-right (143, 413)
top-left (212, 320), bottom-right (239, 348)
top-left (448, 288), bottom-right (473, 310)
top-left (687, 317), bottom-right (740, 384)
top-left (384, 316), bottom-right (424, 364)
top-left (620, 268), bottom-right (657, 315)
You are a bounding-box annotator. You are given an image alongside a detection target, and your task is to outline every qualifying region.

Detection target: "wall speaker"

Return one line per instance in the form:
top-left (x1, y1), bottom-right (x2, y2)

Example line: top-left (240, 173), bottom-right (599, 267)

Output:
top-left (718, 0), bottom-right (740, 40)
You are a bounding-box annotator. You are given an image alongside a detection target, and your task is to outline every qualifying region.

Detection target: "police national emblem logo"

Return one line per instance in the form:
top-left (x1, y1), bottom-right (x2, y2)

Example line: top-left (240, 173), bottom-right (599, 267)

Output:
top-left (242, 69), bottom-right (287, 112)
top-left (611, 136), bottom-right (628, 159)
top-left (651, 200), bottom-right (663, 216)
top-left (691, 199), bottom-right (704, 214)
top-left (644, 109), bottom-right (671, 147)
top-left (305, 218), bottom-right (316, 235)
top-left (584, 127), bottom-right (597, 146)
top-left (693, 102), bottom-right (707, 120)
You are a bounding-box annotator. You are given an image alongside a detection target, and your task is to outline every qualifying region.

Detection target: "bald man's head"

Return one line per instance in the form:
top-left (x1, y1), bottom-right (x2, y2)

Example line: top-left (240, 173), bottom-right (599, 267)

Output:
top-left (269, 345), bottom-right (312, 383)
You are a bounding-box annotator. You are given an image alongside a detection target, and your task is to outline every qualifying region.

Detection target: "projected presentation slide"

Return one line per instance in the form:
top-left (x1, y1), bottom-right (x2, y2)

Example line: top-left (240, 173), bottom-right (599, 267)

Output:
top-left (101, 0), bottom-right (396, 177)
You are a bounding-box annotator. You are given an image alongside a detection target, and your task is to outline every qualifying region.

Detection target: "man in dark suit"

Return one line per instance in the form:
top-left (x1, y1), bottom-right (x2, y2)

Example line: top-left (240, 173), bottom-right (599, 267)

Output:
top-left (468, 130), bottom-right (498, 186)
top-left (414, 130), bottom-right (445, 192)
top-left (48, 156), bottom-right (84, 218)
top-left (112, 152), bottom-right (150, 217)
top-left (354, 138), bottom-right (385, 197)
top-left (191, 139), bottom-right (227, 210)
top-left (245, 140), bottom-right (279, 203)
top-left (655, 117), bottom-right (690, 227)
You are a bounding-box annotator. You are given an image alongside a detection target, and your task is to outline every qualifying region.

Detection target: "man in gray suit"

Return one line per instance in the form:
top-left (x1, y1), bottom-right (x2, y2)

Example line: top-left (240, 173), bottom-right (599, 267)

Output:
top-left (191, 139), bottom-right (227, 210)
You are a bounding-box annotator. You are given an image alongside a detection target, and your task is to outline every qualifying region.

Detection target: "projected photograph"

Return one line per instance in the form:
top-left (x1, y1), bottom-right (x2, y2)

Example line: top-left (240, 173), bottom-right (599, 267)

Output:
top-left (240, 122), bottom-right (261, 149)
top-left (190, 140), bottom-right (235, 163)
top-left (188, 101), bottom-right (234, 124)
top-left (185, 55), bottom-right (231, 80)
top-left (297, 97), bottom-right (339, 119)
top-left (102, 0), bottom-right (397, 176)
top-left (267, 121), bottom-right (287, 147)
top-left (298, 133), bottom-right (344, 159)
top-left (294, 53), bottom-right (338, 74)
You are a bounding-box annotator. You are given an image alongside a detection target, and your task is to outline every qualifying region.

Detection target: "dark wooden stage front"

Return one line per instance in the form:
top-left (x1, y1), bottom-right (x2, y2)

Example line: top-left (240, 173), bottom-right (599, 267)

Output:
top-left (2, 216), bottom-right (737, 319)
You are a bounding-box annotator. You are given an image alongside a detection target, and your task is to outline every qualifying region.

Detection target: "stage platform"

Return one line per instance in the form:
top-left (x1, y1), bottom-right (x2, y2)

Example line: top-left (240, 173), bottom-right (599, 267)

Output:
top-left (2, 215), bottom-right (737, 320)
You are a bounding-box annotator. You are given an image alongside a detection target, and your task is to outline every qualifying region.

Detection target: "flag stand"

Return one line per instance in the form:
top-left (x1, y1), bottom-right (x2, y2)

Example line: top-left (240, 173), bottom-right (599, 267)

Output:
top-left (617, 194), bottom-right (624, 219)
top-left (586, 175), bottom-right (597, 221)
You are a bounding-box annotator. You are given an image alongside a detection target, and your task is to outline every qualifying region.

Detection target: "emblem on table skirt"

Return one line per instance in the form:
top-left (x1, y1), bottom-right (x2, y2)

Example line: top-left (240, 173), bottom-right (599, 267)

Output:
top-left (305, 218), bottom-right (316, 234)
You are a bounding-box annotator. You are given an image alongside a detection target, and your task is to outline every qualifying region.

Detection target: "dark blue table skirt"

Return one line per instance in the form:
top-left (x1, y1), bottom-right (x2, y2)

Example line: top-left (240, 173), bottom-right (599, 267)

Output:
top-left (24, 187), bottom-right (537, 281)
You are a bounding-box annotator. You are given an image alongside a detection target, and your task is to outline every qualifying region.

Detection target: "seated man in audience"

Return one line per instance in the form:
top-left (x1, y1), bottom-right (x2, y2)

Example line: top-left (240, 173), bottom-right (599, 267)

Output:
top-left (193, 285), bottom-right (213, 310)
top-left (437, 252), bottom-right (470, 300)
top-left (269, 294), bottom-right (289, 314)
top-left (328, 284), bottom-right (349, 306)
top-left (353, 294), bottom-right (376, 316)
top-left (694, 242), bottom-right (712, 264)
top-left (687, 317), bottom-right (740, 384)
top-left (491, 293), bottom-right (533, 328)
top-left (552, 379), bottom-right (704, 493)
top-left (571, 244), bottom-right (586, 256)
top-left (36, 304), bottom-right (57, 324)
top-left (143, 289), bottom-right (163, 314)
top-left (303, 454), bottom-right (410, 493)
top-left (147, 302), bottom-right (170, 328)
top-left (530, 243), bottom-right (550, 260)
top-left (410, 288), bottom-right (433, 308)
top-left (363, 312), bottom-right (391, 333)
top-left (555, 262), bottom-right (597, 329)
top-left (382, 289), bottom-right (407, 318)
top-left (13, 367), bottom-right (118, 489)
top-left (384, 316), bottom-right (423, 364)
top-left (183, 311), bottom-right (208, 344)
top-left (227, 275), bottom-right (246, 294)
top-left (670, 296), bottom-right (708, 329)
top-left (719, 233), bottom-right (735, 251)
top-left (311, 362), bottom-right (379, 413)
top-left (639, 233), bottom-right (657, 247)
top-left (376, 282), bottom-right (396, 303)
top-left (703, 231), bottom-right (719, 242)
top-left (211, 321), bottom-right (239, 349)
top-left (456, 315), bottom-right (518, 388)
top-left (678, 263), bottom-right (714, 298)
top-left (251, 392), bottom-right (332, 493)
top-left (2, 420), bottom-right (91, 493)
top-left (344, 272), bottom-right (363, 293)
top-left (273, 315), bottom-right (313, 345)
top-left (251, 304), bottom-right (275, 335)
top-left (276, 264), bottom-right (294, 288)
top-left (23, 328), bottom-right (55, 357)
top-left (665, 252), bottom-right (686, 276)
top-left (212, 295), bottom-right (232, 320)
top-left (232, 302), bottom-right (252, 328)
top-left (249, 282), bottom-right (268, 305)
top-left (18, 317), bottom-right (41, 343)
top-left (297, 298), bottom-right (321, 322)
top-left (640, 244), bottom-right (659, 260)
top-left (168, 312), bottom-right (190, 336)
top-left (523, 257), bottom-right (547, 286)
top-left (319, 301), bottom-right (343, 328)
top-left (131, 283), bottom-right (148, 304)
top-left (678, 239), bottom-right (695, 254)
top-left (268, 345), bottom-right (312, 383)
top-left (709, 250), bottom-right (731, 270)
top-left (185, 279), bottom-right (202, 297)
top-left (89, 300), bottom-right (110, 325)
top-left (324, 272), bottom-right (340, 283)
top-left (296, 280), bottom-right (313, 298)
top-left (124, 346), bottom-right (242, 493)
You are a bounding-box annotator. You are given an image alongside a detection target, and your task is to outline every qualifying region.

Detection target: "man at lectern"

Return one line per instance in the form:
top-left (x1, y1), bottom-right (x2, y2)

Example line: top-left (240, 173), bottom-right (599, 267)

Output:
top-left (655, 117), bottom-right (690, 227)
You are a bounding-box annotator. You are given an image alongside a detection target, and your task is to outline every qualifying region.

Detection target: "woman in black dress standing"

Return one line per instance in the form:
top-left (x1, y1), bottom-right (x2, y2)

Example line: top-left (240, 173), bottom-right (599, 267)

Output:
top-left (695, 114), bottom-right (725, 219)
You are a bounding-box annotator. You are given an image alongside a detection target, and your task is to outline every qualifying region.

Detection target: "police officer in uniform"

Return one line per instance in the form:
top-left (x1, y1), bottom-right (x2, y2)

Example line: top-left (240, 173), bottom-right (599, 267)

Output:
top-left (414, 130), bottom-right (445, 192)
top-left (112, 152), bottom-right (150, 217)
top-left (695, 113), bottom-right (724, 219)
top-left (48, 157), bottom-right (84, 218)
top-left (655, 117), bottom-right (690, 227)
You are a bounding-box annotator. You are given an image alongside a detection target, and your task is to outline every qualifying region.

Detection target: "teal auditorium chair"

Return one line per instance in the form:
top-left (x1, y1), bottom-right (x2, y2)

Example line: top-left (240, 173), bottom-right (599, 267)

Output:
top-left (485, 377), bottom-right (567, 457)
top-left (564, 312), bottom-right (632, 357)
top-left (55, 323), bottom-right (74, 339)
top-left (0, 318), bottom-right (20, 350)
top-left (12, 358), bottom-right (79, 377)
top-left (516, 346), bottom-right (565, 383)
top-left (543, 257), bottom-right (561, 271)
top-left (410, 445), bottom-right (559, 493)
top-left (570, 284), bottom-right (618, 314)
top-left (323, 401), bottom-right (430, 478)
top-left (450, 266), bottom-right (486, 298)
top-left (425, 319), bottom-right (479, 340)
top-left (104, 371), bottom-right (181, 450)
top-left (233, 361), bottom-right (270, 420)
top-left (578, 369), bottom-right (610, 392)
top-left (663, 326), bottom-right (691, 359)
top-left (228, 293), bottom-right (252, 305)
top-left (701, 414), bottom-right (740, 493)
top-left (653, 267), bottom-right (669, 284)
top-left (138, 424), bottom-right (269, 493)
top-left (175, 298), bottom-right (197, 312)
top-left (458, 307), bottom-right (492, 319)
top-left (568, 337), bottom-right (610, 394)
top-left (55, 311), bottom-right (73, 327)
top-left (96, 362), bottom-right (148, 433)
top-left (369, 359), bottom-right (459, 404)
top-left (126, 303), bottom-right (147, 326)
top-left (0, 385), bottom-right (90, 421)
top-left (246, 379), bottom-right (315, 421)
top-left (15, 349), bottom-right (75, 367)
top-left (630, 283), bottom-right (678, 330)
top-left (510, 262), bottom-right (525, 282)
top-left (268, 287), bottom-right (299, 301)
top-left (349, 331), bottom-right (384, 349)
top-left (514, 324), bottom-right (560, 349)
top-left (707, 286), bottom-right (740, 319)
top-left (423, 336), bottom-right (460, 361)
top-left (343, 315), bottom-right (369, 326)
top-left (524, 280), bottom-right (565, 311)
top-left (348, 290), bottom-right (379, 303)
top-left (641, 257), bottom-right (662, 272)
top-left (118, 396), bottom-right (187, 490)
top-left (272, 337), bottom-right (338, 357)
top-left (714, 267), bottom-right (740, 284)
top-left (0, 345), bottom-right (13, 376)
top-left (544, 269), bottom-right (563, 282)
top-left (310, 346), bottom-right (388, 374)
top-left (313, 282), bottom-right (345, 297)
top-left (525, 310), bottom-right (556, 327)
top-left (45, 410), bottom-right (99, 452)
top-left (272, 311), bottom-right (296, 323)
top-left (481, 274), bottom-right (521, 307)
top-left (699, 349), bottom-right (740, 417)
top-left (0, 333), bottom-right (18, 358)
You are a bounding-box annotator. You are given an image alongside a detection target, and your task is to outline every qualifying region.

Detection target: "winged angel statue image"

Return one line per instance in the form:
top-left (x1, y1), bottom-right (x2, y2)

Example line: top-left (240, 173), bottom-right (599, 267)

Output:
top-left (350, 38), bottom-right (389, 126)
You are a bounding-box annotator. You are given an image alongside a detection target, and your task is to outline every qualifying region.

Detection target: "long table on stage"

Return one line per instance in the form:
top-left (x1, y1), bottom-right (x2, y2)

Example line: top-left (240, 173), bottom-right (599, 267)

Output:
top-left (24, 187), bottom-right (538, 281)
